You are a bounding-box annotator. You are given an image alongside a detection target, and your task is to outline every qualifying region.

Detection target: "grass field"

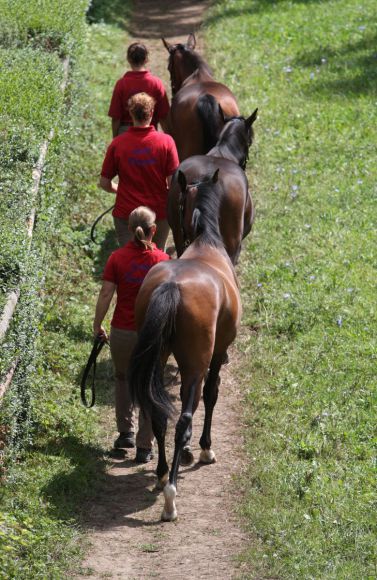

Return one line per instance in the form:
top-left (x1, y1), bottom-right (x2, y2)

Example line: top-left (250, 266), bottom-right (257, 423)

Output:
top-left (206, 0), bottom-right (377, 577)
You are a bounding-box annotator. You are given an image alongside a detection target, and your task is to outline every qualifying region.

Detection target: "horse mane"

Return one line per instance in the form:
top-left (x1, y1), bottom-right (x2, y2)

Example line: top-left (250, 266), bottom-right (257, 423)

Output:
top-left (208, 117), bottom-right (253, 169)
top-left (175, 44), bottom-right (213, 77)
top-left (190, 179), bottom-right (223, 249)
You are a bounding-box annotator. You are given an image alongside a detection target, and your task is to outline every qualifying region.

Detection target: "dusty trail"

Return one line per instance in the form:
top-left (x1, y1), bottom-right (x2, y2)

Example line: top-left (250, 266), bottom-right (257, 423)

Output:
top-left (78, 2), bottom-right (249, 578)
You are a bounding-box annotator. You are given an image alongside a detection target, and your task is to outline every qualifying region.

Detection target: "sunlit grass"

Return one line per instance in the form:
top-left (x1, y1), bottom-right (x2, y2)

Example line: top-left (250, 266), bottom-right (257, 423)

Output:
top-left (206, 0), bottom-right (377, 577)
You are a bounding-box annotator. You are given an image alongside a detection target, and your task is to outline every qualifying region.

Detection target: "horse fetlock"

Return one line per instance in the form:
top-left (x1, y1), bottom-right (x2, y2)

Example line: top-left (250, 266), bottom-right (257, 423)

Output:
top-left (199, 448), bottom-right (217, 464)
top-left (156, 471), bottom-right (169, 490)
top-left (161, 483), bottom-right (177, 521)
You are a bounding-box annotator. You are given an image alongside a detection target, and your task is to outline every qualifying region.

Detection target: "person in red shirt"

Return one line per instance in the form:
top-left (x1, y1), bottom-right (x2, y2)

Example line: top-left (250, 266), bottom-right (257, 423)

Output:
top-left (108, 42), bottom-right (170, 137)
top-left (100, 92), bottom-right (179, 251)
top-left (93, 206), bottom-right (170, 463)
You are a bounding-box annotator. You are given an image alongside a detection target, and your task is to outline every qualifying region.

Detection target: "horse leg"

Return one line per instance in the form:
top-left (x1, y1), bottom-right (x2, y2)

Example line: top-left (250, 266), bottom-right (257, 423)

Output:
top-left (151, 410), bottom-right (169, 490)
top-left (199, 354), bottom-right (223, 464)
top-left (162, 378), bottom-right (201, 521)
top-left (178, 382), bottom-right (194, 466)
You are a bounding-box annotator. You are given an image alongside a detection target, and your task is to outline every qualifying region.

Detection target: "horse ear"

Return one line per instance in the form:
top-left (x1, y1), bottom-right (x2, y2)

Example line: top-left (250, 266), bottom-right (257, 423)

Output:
top-left (162, 38), bottom-right (172, 52)
top-left (178, 170), bottom-right (187, 192)
top-left (212, 169), bottom-right (220, 183)
top-left (246, 108), bottom-right (258, 127)
top-left (187, 33), bottom-right (196, 50)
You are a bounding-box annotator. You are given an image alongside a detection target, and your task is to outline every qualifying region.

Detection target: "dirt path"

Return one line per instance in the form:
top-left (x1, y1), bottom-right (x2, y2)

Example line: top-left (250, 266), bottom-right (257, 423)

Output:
top-left (78, 2), bottom-right (249, 578)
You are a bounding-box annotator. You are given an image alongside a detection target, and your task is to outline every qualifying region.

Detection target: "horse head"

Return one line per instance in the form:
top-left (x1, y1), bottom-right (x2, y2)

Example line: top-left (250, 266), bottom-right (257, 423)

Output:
top-left (162, 33), bottom-right (209, 95)
top-left (211, 108), bottom-right (258, 170)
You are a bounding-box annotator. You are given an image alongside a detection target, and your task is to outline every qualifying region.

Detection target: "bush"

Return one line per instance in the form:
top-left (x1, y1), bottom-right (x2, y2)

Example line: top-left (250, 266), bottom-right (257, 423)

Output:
top-left (0, 0), bottom-right (88, 55)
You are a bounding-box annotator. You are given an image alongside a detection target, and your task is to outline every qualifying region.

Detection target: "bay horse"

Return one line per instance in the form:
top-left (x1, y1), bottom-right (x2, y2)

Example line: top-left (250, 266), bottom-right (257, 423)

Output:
top-left (168, 109), bottom-right (258, 264)
top-left (162, 33), bottom-right (240, 160)
top-left (129, 171), bottom-right (241, 521)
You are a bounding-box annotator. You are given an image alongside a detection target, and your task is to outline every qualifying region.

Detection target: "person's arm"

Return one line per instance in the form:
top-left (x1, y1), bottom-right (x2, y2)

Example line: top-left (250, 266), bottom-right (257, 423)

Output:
top-left (111, 118), bottom-right (121, 138)
top-left (165, 137), bottom-right (180, 188)
top-left (99, 175), bottom-right (118, 194)
top-left (93, 280), bottom-right (116, 339)
top-left (108, 79), bottom-right (123, 136)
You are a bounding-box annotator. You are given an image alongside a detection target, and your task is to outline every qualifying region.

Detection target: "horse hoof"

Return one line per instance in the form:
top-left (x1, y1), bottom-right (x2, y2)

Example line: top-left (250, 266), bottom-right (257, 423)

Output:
top-left (199, 449), bottom-right (217, 464)
top-left (162, 483), bottom-right (177, 521)
top-left (161, 508), bottom-right (177, 522)
top-left (180, 448), bottom-right (194, 466)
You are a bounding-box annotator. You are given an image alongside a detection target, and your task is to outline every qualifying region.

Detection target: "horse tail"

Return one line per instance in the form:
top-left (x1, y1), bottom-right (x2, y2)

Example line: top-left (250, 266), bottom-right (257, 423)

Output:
top-left (196, 94), bottom-right (222, 152)
top-left (128, 282), bottom-right (180, 423)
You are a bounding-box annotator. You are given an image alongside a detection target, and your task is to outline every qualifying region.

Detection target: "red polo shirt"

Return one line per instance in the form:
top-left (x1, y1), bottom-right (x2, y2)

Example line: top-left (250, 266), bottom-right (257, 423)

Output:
top-left (102, 241), bottom-right (170, 330)
top-left (101, 126), bottom-right (179, 220)
top-left (108, 70), bottom-right (170, 129)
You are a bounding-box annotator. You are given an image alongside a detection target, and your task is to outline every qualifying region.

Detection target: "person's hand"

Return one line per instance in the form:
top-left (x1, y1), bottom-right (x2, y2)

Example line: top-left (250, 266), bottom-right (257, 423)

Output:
top-left (93, 324), bottom-right (108, 342)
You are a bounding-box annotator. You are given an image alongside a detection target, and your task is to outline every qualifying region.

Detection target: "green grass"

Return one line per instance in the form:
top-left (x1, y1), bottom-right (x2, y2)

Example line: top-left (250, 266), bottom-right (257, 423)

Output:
top-left (206, 0), bottom-right (377, 577)
top-left (0, 3), bottom-right (131, 577)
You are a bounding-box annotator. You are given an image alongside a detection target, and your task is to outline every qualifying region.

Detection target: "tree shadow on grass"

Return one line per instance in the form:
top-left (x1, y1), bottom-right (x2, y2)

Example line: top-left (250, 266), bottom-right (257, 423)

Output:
top-left (86, 0), bottom-right (132, 29)
top-left (37, 435), bottom-right (107, 521)
top-left (39, 436), bottom-right (162, 526)
top-left (205, 0), bottom-right (331, 25)
top-left (295, 32), bottom-right (377, 97)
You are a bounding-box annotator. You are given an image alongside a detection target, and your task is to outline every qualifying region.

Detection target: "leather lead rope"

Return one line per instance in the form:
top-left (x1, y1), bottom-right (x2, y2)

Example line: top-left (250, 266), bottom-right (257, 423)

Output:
top-left (80, 335), bottom-right (109, 408)
top-left (90, 205), bottom-right (115, 245)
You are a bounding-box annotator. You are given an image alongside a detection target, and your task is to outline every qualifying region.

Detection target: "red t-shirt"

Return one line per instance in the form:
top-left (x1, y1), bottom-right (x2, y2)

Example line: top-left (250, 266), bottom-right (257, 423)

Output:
top-left (102, 241), bottom-right (170, 330)
top-left (108, 70), bottom-right (170, 129)
top-left (101, 126), bottom-right (179, 220)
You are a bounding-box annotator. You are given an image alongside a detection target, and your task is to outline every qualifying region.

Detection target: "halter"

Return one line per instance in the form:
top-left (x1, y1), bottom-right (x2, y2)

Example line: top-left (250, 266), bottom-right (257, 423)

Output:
top-left (178, 188), bottom-right (191, 250)
top-left (167, 44), bottom-right (186, 96)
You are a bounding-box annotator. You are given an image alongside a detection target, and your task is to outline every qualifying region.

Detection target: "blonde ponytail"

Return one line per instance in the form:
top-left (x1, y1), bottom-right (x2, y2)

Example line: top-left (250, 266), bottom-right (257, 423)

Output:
top-left (129, 206), bottom-right (156, 250)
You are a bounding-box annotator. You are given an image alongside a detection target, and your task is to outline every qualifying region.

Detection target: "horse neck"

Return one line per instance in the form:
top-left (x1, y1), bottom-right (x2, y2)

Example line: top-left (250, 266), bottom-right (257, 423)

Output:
top-left (207, 143), bottom-right (240, 165)
top-left (181, 59), bottom-right (213, 84)
top-left (208, 123), bottom-right (249, 168)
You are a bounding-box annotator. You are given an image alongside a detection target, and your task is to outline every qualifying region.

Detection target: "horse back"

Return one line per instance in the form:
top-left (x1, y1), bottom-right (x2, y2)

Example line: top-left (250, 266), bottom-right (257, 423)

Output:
top-left (170, 82), bottom-right (239, 160)
top-left (168, 156), bottom-right (251, 261)
top-left (180, 79), bottom-right (240, 117)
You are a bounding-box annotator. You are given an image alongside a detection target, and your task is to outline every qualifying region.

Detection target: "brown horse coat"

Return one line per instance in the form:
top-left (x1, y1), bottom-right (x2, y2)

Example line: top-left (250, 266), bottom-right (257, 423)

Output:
top-left (168, 160), bottom-right (252, 264)
top-left (162, 34), bottom-right (240, 159)
top-left (167, 110), bottom-right (258, 263)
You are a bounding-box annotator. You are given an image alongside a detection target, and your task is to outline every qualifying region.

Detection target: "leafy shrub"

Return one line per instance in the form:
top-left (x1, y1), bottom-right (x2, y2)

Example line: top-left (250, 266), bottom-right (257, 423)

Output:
top-left (0, 0), bottom-right (88, 55)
